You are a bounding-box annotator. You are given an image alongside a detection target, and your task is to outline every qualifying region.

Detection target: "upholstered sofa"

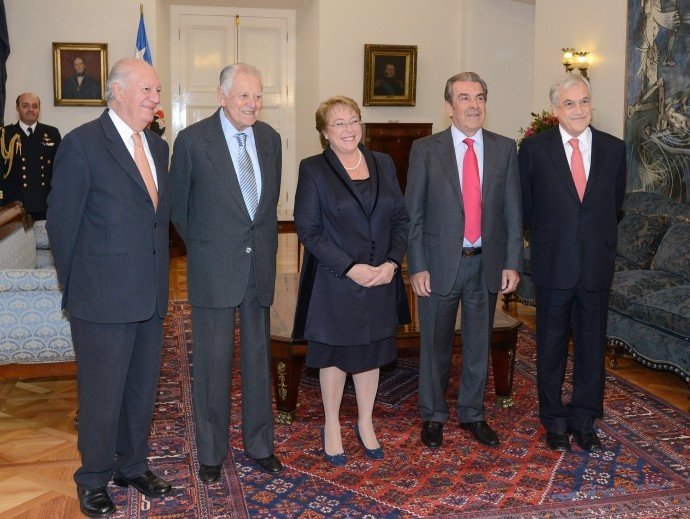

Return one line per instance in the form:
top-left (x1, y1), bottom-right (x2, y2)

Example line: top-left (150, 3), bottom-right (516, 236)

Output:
top-left (0, 202), bottom-right (75, 377)
top-left (607, 192), bottom-right (689, 383)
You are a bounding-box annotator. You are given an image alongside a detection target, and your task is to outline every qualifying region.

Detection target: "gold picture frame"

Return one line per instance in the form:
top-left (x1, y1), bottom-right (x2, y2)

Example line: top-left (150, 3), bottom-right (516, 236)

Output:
top-left (53, 42), bottom-right (108, 106)
top-left (363, 44), bottom-right (417, 106)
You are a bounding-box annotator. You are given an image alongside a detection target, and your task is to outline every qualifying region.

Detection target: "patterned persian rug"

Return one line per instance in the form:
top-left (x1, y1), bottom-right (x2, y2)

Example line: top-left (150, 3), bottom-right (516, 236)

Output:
top-left (110, 302), bottom-right (689, 518)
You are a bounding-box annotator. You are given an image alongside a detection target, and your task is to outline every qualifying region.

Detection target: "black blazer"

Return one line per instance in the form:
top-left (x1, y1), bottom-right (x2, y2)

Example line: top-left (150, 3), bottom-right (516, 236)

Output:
top-left (519, 126), bottom-right (626, 291)
top-left (47, 110), bottom-right (171, 322)
top-left (293, 145), bottom-right (409, 345)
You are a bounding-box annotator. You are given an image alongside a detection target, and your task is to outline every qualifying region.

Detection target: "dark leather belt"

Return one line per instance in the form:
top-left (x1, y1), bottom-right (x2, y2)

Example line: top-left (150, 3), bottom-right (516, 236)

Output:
top-left (461, 247), bottom-right (482, 257)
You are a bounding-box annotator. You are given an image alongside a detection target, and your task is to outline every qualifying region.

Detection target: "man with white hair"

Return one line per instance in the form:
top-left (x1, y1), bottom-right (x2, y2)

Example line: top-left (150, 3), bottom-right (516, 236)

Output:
top-left (170, 63), bottom-right (283, 482)
top-left (47, 57), bottom-right (172, 517)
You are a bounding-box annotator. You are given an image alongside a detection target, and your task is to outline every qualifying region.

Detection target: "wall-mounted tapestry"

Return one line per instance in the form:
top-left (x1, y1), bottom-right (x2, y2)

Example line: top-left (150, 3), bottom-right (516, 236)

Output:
top-left (624, 0), bottom-right (689, 203)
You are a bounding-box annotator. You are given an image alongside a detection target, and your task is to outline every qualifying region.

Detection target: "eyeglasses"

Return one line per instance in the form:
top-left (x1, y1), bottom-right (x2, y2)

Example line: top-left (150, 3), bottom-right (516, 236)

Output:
top-left (328, 119), bottom-right (362, 129)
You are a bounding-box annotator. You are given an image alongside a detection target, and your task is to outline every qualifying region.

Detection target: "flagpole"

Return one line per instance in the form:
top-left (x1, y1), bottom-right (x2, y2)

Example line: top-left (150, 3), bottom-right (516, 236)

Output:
top-left (140, 4), bottom-right (143, 15)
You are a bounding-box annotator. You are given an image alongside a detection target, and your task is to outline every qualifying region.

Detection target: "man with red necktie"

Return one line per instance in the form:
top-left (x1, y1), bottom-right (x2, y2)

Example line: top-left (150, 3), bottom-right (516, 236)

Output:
top-left (519, 73), bottom-right (626, 453)
top-left (406, 71), bottom-right (523, 450)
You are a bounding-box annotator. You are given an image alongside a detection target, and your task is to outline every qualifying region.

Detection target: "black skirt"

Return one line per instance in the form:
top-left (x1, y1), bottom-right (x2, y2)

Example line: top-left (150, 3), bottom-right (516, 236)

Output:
top-left (305, 336), bottom-right (397, 373)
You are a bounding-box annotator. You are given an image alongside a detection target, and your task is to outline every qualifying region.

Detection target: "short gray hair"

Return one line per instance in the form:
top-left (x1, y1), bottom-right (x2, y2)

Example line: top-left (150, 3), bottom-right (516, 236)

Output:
top-left (219, 63), bottom-right (262, 93)
top-left (444, 72), bottom-right (488, 103)
top-left (549, 73), bottom-right (591, 105)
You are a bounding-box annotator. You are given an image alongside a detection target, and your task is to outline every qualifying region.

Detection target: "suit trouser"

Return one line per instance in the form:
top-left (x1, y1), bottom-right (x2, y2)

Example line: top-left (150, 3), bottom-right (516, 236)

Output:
top-left (418, 254), bottom-right (497, 423)
top-left (191, 267), bottom-right (274, 465)
top-left (70, 314), bottom-right (163, 489)
top-left (535, 281), bottom-right (608, 433)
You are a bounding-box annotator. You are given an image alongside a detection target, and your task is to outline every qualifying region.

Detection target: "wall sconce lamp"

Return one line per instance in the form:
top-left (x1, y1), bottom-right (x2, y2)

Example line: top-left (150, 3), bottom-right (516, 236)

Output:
top-left (561, 48), bottom-right (591, 79)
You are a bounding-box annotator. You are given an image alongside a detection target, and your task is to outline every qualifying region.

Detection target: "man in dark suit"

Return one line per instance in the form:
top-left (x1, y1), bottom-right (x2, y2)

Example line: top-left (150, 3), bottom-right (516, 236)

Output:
top-left (406, 72), bottom-right (523, 450)
top-left (1, 92), bottom-right (61, 220)
top-left (170, 63), bottom-right (283, 482)
top-left (47, 58), bottom-right (172, 517)
top-left (62, 56), bottom-right (101, 99)
top-left (519, 73), bottom-right (626, 453)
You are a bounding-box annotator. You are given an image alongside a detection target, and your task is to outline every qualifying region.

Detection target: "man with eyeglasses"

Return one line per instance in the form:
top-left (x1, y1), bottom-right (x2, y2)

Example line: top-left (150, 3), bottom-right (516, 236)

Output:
top-left (170, 63), bottom-right (283, 482)
top-left (405, 71), bottom-right (523, 451)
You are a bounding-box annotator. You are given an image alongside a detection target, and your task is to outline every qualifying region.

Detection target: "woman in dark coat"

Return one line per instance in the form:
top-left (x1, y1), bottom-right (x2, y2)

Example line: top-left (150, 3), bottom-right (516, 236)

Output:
top-left (293, 96), bottom-right (409, 466)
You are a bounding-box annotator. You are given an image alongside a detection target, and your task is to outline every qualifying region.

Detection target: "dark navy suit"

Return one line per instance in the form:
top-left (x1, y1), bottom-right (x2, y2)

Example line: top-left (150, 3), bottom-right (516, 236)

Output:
top-left (519, 125), bottom-right (626, 433)
top-left (47, 109), bottom-right (170, 488)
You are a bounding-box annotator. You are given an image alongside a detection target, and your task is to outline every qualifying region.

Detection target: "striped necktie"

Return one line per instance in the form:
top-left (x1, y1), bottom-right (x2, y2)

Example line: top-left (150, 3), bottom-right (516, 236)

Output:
top-left (236, 132), bottom-right (259, 219)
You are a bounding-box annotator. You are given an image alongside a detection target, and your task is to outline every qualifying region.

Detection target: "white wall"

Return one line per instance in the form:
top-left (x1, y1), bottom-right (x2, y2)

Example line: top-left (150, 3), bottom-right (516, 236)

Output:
top-left (4, 0), bottom-right (159, 135)
top-left (317, 0), bottom-right (463, 136)
top-left (533, 0), bottom-right (627, 137)
top-left (295, 0), bottom-right (321, 162)
top-left (462, 0), bottom-right (535, 139)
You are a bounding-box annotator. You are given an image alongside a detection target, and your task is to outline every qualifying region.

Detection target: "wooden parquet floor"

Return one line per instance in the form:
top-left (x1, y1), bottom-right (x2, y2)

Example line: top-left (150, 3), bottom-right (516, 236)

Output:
top-left (1, 236), bottom-right (687, 518)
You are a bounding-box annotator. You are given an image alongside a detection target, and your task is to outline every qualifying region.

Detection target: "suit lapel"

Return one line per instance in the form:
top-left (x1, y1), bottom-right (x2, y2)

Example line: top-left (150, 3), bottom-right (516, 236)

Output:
top-left (546, 127), bottom-right (581, 203)
top-left (100, 110), bottom-right (150, 199)
top-left (323, 145), bottom-right (369, 218)
top-left (203, 109), bottom-right (250, 218)
top-left (362, 146), bottom-right (380, 219)
top-left (436, 128), bottom-right (462, 204)
top-left (481, 130), bottom-right (497, 201)
top-left (583, 127), bottom-right (607, 200)
top-left (253, 122), bottom-right (274, 216)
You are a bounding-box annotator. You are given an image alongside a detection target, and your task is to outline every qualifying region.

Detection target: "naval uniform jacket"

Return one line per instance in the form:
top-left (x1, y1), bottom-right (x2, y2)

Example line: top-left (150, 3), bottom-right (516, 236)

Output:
top-left (1, 122), bottom-right (61, 215)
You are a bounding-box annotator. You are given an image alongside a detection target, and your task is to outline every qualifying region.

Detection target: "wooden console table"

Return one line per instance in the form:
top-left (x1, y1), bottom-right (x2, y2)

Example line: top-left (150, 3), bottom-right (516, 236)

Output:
top-left (270, 273), bottom-right (522, 424)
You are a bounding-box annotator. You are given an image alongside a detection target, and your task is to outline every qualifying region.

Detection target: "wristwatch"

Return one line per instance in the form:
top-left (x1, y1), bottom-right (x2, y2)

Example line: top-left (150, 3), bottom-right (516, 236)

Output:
top-left (386, 259), bottom-right (398, 274)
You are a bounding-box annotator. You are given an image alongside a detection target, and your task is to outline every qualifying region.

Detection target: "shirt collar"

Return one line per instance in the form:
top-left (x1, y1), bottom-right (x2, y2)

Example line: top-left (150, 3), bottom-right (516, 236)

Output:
top-left (108, 108), bottom-right (145, 143)
top-left (559, 125), bottom-right (591, 149)
top-left (219, 109), bottom-right (255, 143)
top-left (19, 121), bottom-right (36, 134)
top-left (451, 124), bottom-right (483, 149)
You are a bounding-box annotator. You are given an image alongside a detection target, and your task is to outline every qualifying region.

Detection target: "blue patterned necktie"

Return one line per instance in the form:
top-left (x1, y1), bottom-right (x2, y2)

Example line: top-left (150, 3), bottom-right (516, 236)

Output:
top-left (235, 132), bottom-right (259, 219)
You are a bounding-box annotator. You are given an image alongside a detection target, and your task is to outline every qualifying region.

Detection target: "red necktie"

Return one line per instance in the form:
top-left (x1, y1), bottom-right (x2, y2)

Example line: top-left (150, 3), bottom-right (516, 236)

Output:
top-left (462, 138), bottom-right (481, 243)
top-left (569, 137), bottom-right (586, 201)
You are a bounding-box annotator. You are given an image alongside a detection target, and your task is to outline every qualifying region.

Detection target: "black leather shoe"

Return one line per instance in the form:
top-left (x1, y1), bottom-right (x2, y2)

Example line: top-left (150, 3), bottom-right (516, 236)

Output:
top-left (569, 428), bottom-right (602, 452)
top-left (77, 486), bottom-right (115, 517)
top-left (198, 464), bottom-right (222, 483)
top-left (421, 421), bottom-right (443, 449)
top-left (254, 454), bottom-right (283, 474)
top-left (546, 431), bottom-right (571, 452)
top-left (459, 420), bottom-right (500, 447)
top-left (113, 470), bottom-right (172, 497)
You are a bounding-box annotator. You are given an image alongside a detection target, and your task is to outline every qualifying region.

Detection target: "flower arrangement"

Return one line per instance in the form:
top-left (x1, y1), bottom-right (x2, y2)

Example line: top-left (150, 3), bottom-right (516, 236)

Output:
top-left (148, 108), bottom-right (166, 137)
top-left (517, 110), bottom-right (558, 147)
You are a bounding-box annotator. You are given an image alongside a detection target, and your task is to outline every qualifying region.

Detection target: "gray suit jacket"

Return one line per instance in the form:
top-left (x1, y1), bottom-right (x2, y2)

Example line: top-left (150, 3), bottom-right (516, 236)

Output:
top-left (46, 110), bottom-right (171, 322)
top-left (170, 110), bottom-right (282, 308)
top-left (405, 126), bottom-right (523, 295)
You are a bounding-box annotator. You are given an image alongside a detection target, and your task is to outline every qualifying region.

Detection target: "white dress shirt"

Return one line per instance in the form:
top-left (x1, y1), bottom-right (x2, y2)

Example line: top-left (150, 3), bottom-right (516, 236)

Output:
top-left (559, 125), bottom-right (592, 180)
top-left (452, 124), bottom-right (484, 247)
top-left (19, 121), bottom-right (37, 136)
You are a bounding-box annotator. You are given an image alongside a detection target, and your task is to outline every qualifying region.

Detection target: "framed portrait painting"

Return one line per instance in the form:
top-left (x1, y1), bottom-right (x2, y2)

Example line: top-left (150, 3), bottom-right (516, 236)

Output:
top-left (363, 44), bottom-right (417, 106)
top-left (53, 42), bottom-right (108, 106)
